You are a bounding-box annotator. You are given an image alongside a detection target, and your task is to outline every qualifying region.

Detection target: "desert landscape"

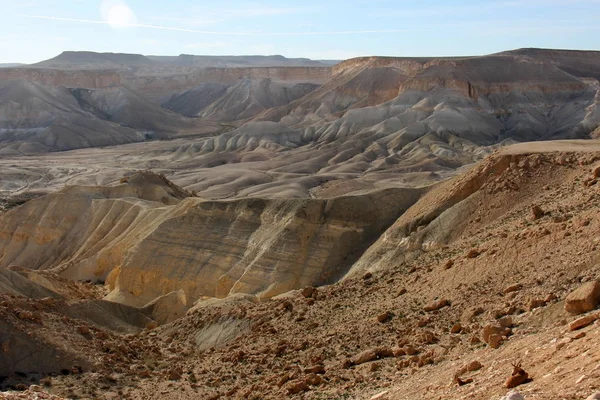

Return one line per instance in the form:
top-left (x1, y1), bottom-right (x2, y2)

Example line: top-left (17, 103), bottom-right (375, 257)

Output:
top-left (0, 44), bottom-right (600, 400)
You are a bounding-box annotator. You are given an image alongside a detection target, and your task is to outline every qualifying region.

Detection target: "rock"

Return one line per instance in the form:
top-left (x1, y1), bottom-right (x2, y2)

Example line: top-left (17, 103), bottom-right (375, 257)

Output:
top-left (528, 298), bottom-right (546, 311)
top-left (305, 373), bottom-right (323, 386)
top-left (14, 383), bottom-right (28, 391)
top-left (498, 316), bottom-right (513, 328)
top-left (362, 272), bottom-right (373, 280)
top-left (593, 165), bottom-right (600, 178)
top-left (287, 380), bottom-right (308, 394)
top-left (77, 325), bottom-right (91, 336)
top-left (370, 391), bottom-right (389, 400)
top-left (142, 289), bottom-right (189, 324)
top-left (586, 392), bottom-right (600, 400)
top-left (454, 375), bottom-right (473, 386)
top-left (377, 311), bottom-right (392, 323)
top-left (466, 249), bottom-right (480, 259)
top-left (450, 323), bottom-right (462, 334)
top-left (281, 300), bottom-right (293, 312)
top-left (145, 321), bottom-right (158, 330)
top-left (502, 391), bottom-right (525, 400)
top-left (168, 367), bottom-right (182, 380)
top-left (351, 349), bottom-right (378, 366)
top-left (565, 281), bottom-right (600, 315)
top-left (466, 360), bottom-right (483, 372)
top-left (424, 299), bottom-right (450, 312)
top-left (1, 341), bottom-right (9, 353)
top-left (304, 365), bottom-right (325, 375)
top-left (444, 260), bottom-right (454, 270)
top-left (569, 312), bottom-right (600, 331)
top-left (397, 288), bottom-right (407, 296)
top-left (391, 346), bottom-right (405, 357)
top-left (504, 284), bottom-right (522, 294)
top-left (301, 286), bottom-right (316, 299)
top-left (482, 324), bottom-right (510, 343)
top-left (545, 293), bottom-right (558, 303)
top-left (419, 330), bottom-right (438, 344)
top-left (488, 334), bottom-right (504, 349)
top-left (531, 205), bottom-right (544, 220)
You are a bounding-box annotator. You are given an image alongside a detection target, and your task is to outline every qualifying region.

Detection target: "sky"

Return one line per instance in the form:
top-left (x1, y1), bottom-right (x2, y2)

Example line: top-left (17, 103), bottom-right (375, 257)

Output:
top-left (0, 0), bottom-right (599, 63)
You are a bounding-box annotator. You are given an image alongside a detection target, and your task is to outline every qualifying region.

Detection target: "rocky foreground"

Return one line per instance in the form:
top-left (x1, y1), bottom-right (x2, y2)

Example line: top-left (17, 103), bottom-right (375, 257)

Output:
top-left (1, 140), bottom-right (600, 399)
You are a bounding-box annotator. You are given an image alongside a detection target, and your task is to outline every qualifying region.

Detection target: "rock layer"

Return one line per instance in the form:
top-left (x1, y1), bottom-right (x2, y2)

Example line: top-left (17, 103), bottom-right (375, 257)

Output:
top-left (0, 172), bottom-right (424, 307)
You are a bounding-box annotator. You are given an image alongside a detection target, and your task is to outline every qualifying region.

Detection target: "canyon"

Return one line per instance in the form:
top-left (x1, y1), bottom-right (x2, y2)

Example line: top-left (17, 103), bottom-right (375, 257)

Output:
top-left (1, 49), bottom-right (600, 399)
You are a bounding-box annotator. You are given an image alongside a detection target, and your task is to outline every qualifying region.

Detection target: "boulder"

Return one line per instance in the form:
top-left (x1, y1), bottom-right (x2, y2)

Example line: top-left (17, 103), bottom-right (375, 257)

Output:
top-left (565, 281), bottom-right (600, 315)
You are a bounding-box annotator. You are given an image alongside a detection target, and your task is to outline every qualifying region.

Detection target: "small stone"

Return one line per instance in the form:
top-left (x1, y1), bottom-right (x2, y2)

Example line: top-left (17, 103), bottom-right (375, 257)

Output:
top-left (569, 331), bottom-right (586, 340)
top-left (14, 383), bottom-right (28, 391)
top-left (301, 286), bottom-right (316, 298)
top-left (287, 380), bottom-right (308, 394)
top-left (466, 360), bottom-right (483, 372)
top-left (498, 316), bottom-right (513, 328)
top-left (424, 299), bottom-right (450, 312)
top-left (586, 392), bottom-right (600, 400)
top-left (504, 284), bottom-right (522, 294)
top-left (397, 288), bottom-right (407, 296)
top-left (502, 391), bottom-right (525, 400)
top-left (528, 298), bottom-right (546, 311)
top-left (351, 349), bottom-right (378, 365)
top-left (77, 325), bottom-right (91, 336)
top-left (565, 281), bottom-right (600, 315)
top-left (1, 341), bottom-right (9, 353)
top-left (576, 375), bottom-right (586, 384)
top-left (466, 249), bottom-right (480, 259)
top-left (362, 272), bottom-right (373, 280)
top-left (482, 324), bottom-right (510, 343)
top-left (168, 367), bottom-right (182, 380)
top-left (377, 311), bottom-right (392, 323)
top-left (146, 321), bottom-right (158, 330)
top-left (470, 335), bottom-right (481, 345)
top-left (444, 260), bottom-right (454, 270)
top-left (30, 385), bottom-right (42, 392)
top-left (304, 365), bottom-right (325, 375)
top-left (531, 205), bottom-right (545, 220)
top-left (370, 391), bottom-right (389, 400)
top-left (545, 293), bottom-right (558, 303)
top-left (488, 334), bottom-right (504, 349)
top-left (450, 323), bottom-right (462, 334)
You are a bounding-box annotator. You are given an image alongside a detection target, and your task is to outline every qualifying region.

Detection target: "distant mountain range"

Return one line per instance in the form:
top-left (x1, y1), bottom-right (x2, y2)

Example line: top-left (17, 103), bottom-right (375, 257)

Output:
top-left (26, 51), bottom-right (340, 70)
top-left (0, 63), bottom-right (25, 68)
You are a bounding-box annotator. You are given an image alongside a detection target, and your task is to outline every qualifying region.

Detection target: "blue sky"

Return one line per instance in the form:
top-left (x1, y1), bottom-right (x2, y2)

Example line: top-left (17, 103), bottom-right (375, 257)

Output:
top-left (1, 0), bottom-right (599, 63)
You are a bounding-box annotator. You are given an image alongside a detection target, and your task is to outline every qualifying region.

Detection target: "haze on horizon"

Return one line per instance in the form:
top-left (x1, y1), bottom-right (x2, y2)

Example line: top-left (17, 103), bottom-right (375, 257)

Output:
top-left (0, 0), bottom-right (599, 64)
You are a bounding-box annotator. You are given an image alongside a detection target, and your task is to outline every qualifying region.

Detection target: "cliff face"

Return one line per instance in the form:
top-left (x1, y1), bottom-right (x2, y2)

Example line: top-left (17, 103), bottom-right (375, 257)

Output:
top-left (0, 68), bottom-right (122, 88)
top-left (0, 173), bottom-right (424, 307)
top-left (0, 66), bottom-right (331, 99)
top-left (125, 67), bottom-right (331, 102)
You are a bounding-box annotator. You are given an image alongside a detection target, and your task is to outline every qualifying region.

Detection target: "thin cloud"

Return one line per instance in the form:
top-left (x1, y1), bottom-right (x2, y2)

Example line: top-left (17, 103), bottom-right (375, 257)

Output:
top-left (19, 14), bottom-right (437, 36)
